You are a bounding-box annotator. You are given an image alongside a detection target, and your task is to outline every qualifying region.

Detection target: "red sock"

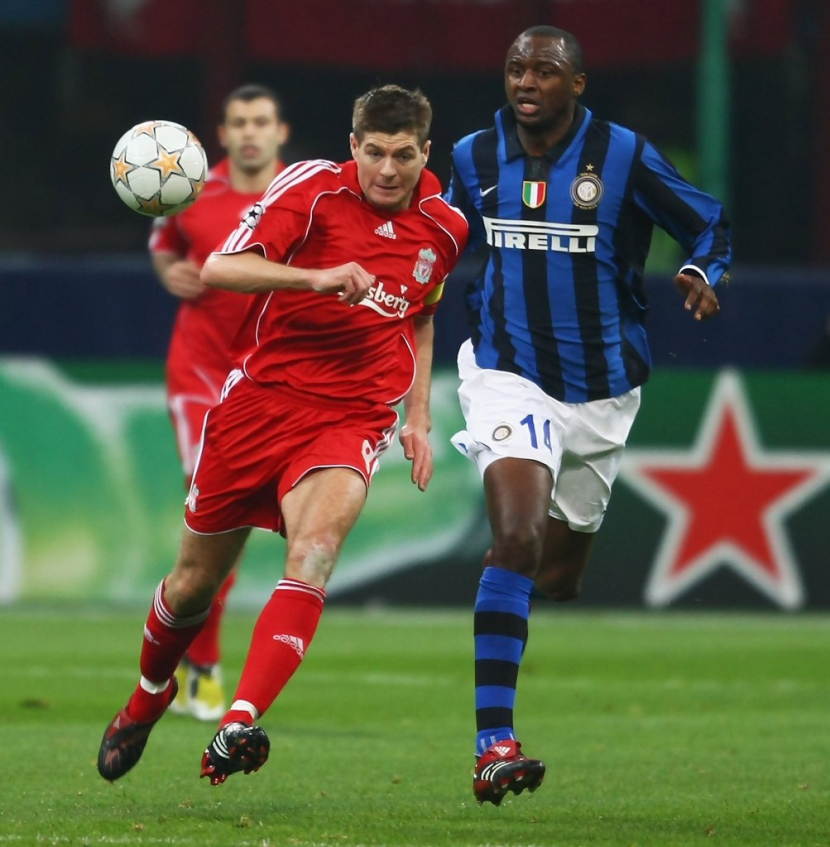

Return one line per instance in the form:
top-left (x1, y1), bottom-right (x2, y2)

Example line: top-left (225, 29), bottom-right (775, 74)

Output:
top-left (222, 578), bottom-right (325, 727)
top-left (128, 580), bottom-right (210, 722)
top-left (186, 571), bottom-right (236, 667)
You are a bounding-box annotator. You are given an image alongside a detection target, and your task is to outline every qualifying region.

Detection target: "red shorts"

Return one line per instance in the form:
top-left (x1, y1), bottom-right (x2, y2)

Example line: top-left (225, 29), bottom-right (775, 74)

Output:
top-left (167, 358), bottom-right (228, 479)
top-left (184, 371), bottom-right (399, 536)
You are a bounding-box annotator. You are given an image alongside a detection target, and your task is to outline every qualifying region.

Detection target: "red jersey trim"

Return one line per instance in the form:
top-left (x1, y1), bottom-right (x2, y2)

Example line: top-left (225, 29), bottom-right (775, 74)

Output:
top-left (418, 193), bottom-right (467, 257)
top-left (260, 159), bottom-right (340, 206)
top-left (386, 332), bottom-right (417, 406)
top-left (219, 160), bottom-right (341, 255)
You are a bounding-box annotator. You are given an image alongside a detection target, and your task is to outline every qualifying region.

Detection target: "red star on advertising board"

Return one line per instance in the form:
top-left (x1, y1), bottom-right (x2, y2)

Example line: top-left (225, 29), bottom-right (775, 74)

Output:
top-left (621, 371), bottom-right (830, 609)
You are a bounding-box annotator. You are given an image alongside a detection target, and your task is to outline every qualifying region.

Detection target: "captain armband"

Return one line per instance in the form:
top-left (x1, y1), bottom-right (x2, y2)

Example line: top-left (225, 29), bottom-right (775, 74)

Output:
top-left (423, 280), bottom-right (445, 307)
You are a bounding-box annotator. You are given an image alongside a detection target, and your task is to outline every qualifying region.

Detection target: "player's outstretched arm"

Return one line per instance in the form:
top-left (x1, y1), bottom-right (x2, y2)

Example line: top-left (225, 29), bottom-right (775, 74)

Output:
top-left (673, 272), bottom-right (720, 321)
top-left (400, 315), bottom-right (435, 492)
top-left (201, 250), bottom-right (375, 303)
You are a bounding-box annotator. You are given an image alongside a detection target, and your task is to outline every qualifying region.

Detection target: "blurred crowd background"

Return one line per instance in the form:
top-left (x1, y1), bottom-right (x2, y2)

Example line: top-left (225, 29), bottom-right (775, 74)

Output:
top-left (4, 0), bottom-right (830, 364)
top-left (1, 0), bottom-right (827, 262)
top-left (2, 0), bottom-right (830, 609)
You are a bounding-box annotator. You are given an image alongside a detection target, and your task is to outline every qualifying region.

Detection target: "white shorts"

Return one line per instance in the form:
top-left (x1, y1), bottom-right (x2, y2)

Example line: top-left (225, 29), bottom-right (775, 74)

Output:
top-left (452, 339), bottom-right (641, 533)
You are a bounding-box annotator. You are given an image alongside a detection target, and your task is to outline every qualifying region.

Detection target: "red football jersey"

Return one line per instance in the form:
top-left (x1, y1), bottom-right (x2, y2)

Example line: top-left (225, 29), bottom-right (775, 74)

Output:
top-left (149, 158), bottom-right (285, 371)
top-left (217, 159), bottom-right (469, 405)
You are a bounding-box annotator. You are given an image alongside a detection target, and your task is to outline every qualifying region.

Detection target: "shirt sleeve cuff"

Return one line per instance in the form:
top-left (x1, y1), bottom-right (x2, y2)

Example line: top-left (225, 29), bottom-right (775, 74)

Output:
top-left (678, 264), bottom-right (710, 286)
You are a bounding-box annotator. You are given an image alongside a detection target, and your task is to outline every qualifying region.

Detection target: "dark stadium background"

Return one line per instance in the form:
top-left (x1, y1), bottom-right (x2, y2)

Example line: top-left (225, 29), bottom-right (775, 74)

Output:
top-left (2, 0), bottom-right (830, 609)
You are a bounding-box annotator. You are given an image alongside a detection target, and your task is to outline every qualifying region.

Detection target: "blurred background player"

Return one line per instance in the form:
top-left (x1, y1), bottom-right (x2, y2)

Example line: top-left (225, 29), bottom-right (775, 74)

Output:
top-left (149, 83), bottom-right (289, 721)
top-left (446, 25), bottom-right (731, 805)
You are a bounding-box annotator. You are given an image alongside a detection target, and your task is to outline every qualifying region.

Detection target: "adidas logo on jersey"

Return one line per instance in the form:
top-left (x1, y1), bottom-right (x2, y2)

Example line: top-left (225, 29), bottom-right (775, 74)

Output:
top-left (374, 221), bottom-right (396, 239)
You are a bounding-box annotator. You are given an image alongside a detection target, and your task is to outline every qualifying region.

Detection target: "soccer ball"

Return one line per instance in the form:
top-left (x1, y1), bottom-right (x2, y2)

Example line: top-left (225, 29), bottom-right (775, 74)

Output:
top-left (110, 120), bottom-right (208, 217)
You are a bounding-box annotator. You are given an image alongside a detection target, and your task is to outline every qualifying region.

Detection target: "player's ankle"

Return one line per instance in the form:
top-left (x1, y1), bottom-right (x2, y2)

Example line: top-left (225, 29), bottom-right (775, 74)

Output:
top-left (127, 677), bottom-right (173, 722)
top-left (221, 700), bottom-right (259, 728)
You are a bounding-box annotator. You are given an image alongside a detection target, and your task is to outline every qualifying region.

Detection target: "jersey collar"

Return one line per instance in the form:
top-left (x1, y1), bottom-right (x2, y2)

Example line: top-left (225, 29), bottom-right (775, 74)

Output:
top-left (498, 104), bottom-right (589, 165)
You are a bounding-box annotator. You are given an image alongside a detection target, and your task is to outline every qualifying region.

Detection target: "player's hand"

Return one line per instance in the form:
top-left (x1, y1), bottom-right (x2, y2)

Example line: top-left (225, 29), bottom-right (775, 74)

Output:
top-left (163, 260), bottom-right (204, 300)
top-left (399, 421), bottom-right (433, 492)
top-left (310, 263), bottom-right (376, 305)
top-left (674, 272), bottom-right (720, 321)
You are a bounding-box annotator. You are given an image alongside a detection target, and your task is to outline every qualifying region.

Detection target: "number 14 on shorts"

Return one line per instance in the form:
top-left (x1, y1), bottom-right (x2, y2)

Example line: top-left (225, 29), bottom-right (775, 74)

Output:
top-left (520, 414), bottom-right (552, 452)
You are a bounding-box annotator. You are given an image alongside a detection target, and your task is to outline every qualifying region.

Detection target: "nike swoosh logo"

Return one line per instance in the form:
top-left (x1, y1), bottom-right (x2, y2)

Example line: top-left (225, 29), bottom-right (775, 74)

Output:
top-left (479, 185), bottom-right (497, 197)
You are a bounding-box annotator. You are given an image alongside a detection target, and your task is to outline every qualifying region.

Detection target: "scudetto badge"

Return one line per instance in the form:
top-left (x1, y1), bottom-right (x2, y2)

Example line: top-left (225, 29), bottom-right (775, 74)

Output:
top-left (570, 173), bottom-right (604, 209)
top-left (522, 181), bottom-right (547, 209)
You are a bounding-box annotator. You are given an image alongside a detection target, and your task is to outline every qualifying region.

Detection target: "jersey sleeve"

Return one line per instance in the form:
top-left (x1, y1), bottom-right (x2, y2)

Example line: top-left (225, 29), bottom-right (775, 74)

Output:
top-left (420, 280), bottom-right (445, 317)
top-left (631, 138), bottom-right (732, 286)
top-left (444, 150), bottom-right (488, 326)
top-left (445, 154), bottom-right (487, 253)
top-left (414, 188), bottom-right (469, 318)
top-left (214, 160), bottom-right (338, 263)
top-left (148, 214), bottom-right (188, 256)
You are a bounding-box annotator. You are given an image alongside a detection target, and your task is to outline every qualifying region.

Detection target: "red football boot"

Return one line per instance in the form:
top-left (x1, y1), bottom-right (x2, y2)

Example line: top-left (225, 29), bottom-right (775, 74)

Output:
top-left (473, 739), bottom-right (546, 806)
top-left (97, 678), bottom-right (178, 781)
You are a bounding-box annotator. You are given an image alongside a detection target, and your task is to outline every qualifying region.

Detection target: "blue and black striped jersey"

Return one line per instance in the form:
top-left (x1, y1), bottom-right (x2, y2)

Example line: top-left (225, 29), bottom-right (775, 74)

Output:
top-left (446, 105), bottom-right (732, 402)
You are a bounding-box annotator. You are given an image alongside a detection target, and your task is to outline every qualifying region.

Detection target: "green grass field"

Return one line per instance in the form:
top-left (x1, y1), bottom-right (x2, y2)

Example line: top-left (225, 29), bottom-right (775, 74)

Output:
top-left (2, 608), bottom-right (829, 847)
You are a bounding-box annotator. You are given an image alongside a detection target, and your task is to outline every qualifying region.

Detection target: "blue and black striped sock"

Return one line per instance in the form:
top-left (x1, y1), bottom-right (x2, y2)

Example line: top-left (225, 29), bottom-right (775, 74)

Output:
top-left (474, 565), bottom-right (533, 756)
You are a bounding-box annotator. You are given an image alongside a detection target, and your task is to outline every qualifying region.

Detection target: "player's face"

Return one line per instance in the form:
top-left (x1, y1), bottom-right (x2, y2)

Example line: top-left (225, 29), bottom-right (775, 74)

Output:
top-left (505, 35), bottom-right (585, 131)
top-left (350, 131), bottom-right (430, 213)
top-left (219, 98), bottom-right (287, 174)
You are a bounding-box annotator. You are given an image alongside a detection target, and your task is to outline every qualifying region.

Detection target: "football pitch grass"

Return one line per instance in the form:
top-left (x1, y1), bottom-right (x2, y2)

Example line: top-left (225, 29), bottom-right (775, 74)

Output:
top-left (1, 609), bottom-right (828, 847)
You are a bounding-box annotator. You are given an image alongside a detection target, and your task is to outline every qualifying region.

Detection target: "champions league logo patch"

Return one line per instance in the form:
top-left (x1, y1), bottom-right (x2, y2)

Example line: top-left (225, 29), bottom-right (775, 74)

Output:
top-left (242, 202), bottom-right (265, 230)
top-left (570, 171), bottom-right (604, 210)
top-left (412, 247), bottom-right (437, 284)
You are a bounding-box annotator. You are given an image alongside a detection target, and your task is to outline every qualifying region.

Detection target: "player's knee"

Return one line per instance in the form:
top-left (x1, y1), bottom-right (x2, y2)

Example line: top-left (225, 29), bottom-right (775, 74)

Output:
top-left (490, 526), bottom-right (546, 577)
top-left (165, 567), bottom-right (219, 614)
top-left (534, 573), bottom-right (582, 602)
top-left (286, 534), bottom-right (341, 587)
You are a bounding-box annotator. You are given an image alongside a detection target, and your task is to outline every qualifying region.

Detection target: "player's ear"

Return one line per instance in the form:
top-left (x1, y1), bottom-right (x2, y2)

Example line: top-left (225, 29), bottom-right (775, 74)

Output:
top-left (349, 133), bottom-right (359, 160)
top-left (277, 121), bottom-right (290, 147)
top-left (217, 123), bottom-right (229, 152)
top-left (573, 73), bottom-right (586, 98)
top-left (421, 139), bottom-right (431, 164)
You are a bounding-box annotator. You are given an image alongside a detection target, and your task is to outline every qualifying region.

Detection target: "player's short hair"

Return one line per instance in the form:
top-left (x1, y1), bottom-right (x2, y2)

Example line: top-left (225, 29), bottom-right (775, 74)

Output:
top-left (352, 85), bottom-right (432, 148)
top-left (221, 83), bottom-right (283, 123)
top-left (517, 26), bottom-right (585, 75)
